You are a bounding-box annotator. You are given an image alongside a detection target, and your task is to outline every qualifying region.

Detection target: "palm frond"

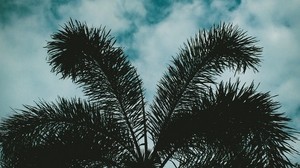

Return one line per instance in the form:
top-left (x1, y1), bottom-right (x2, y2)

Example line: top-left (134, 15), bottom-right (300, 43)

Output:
top-left (46, 19), bottom-right (148, 157)
top-left (156, 80), bottom-right (296, 167)
top-left (0, 98), bottom-right (134, 167)
top-left (149, 23), bottom-right (262, 153)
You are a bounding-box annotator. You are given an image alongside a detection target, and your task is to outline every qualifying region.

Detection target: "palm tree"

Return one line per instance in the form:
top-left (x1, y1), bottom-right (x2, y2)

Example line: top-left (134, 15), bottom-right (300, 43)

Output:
top-left (0, 19), bottom-right (297, 167)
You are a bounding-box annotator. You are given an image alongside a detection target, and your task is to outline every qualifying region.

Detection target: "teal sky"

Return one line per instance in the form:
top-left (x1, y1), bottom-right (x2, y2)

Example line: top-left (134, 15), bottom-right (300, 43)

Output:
top-left (1, 0), bottom-right (300, 164)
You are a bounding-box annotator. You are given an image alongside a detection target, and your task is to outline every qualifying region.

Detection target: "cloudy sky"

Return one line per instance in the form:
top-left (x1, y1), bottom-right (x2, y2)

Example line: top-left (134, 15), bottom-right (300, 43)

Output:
top-left (1, 0), bottom-right (300, 163)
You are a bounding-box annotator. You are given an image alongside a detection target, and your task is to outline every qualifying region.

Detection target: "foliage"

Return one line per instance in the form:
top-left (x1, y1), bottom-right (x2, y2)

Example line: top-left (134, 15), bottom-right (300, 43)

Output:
top-left (0, 19), bottom-right (297, 167)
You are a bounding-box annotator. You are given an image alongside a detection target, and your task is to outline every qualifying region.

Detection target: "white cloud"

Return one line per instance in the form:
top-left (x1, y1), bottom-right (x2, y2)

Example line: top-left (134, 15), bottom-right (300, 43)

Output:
top-left (57, 0), bottom-right (146, 33)
top-left (132, 1), bottom-right (206, 100)
top-left (0, 0), bottom-right (148, 118)
top-left (228, 0), bottom-right (300, 112)
top-left (228, 0), bottom-right (300, 162)
top-left (1, 0), bottom-right (300, 164)
top-left (0, 4), bottom-right (84, 117)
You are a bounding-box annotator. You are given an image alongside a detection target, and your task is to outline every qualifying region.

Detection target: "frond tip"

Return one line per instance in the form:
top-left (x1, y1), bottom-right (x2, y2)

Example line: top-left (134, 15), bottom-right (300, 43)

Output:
top-left (186, 23), bottom-right (262, 73)
top-left (46, 19), bottom-right (114, 79)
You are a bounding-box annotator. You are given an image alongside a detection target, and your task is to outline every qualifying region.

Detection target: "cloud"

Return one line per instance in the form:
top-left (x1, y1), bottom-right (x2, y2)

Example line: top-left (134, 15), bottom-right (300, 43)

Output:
top-left (0, 0), bottom-right (299, 163)
top-left (227, 1), bottom-right (300, 161)
top-left (132, 1), bottom-right (208, 100)
top-left (0, 1), bottom-right (84, 117)
top-left (131, 0), bottom-right (300, 162)
top-left (57, 0), bottom-right (146, 34)
top-left (228, 0), bottom-right (300, 124)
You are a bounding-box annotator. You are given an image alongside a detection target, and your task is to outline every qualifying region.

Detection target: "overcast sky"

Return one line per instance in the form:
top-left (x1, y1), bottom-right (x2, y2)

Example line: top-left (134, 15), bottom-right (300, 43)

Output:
top-left (1, 0), bottom-right (300, 163)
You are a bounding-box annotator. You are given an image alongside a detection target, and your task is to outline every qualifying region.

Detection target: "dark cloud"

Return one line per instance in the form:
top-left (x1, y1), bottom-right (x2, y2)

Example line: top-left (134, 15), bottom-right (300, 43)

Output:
top-left (0, 0), bottom-right (34, 24)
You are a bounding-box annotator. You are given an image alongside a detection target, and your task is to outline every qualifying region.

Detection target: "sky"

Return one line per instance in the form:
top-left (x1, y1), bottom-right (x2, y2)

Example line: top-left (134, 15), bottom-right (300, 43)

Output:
top-left (0, 0), bottom-right (300, 164)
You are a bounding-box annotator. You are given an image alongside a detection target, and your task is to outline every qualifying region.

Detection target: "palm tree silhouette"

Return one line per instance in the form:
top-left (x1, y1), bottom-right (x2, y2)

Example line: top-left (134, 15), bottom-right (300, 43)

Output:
top-left (0, 20), bottom-right (297, 167)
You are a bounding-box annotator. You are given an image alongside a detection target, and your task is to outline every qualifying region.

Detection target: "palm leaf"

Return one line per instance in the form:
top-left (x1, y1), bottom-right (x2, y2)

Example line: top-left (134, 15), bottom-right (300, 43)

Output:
top-left (149, 23), bottom-right (262, 159)
top-left (0, 98), bottom-right (134, 167)
top-left (156, 80), bottom-right (296, 167)
top-left (46, 19), bottom-right (148, 158)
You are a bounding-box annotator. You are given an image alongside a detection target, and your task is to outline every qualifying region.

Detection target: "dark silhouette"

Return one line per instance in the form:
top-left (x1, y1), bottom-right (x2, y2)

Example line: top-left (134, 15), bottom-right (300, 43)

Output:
top-left (0, 19), bottom-right (297, 167)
